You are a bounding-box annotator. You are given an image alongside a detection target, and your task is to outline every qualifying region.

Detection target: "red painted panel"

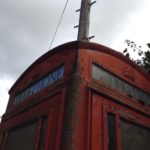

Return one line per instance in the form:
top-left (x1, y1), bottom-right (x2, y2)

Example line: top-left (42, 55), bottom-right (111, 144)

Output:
top-left (91, 93), bottom-right (103, 150)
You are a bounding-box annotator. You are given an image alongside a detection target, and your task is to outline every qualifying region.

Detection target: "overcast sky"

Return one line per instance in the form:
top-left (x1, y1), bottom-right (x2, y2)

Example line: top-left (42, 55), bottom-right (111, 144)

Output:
top-left (0, 0), bottom-right (150, 116)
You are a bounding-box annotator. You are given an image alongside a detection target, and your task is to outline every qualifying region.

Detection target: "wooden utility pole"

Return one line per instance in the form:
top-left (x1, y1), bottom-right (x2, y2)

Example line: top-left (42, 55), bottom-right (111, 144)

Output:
top-left (77, 0), bottom-right (96, 41)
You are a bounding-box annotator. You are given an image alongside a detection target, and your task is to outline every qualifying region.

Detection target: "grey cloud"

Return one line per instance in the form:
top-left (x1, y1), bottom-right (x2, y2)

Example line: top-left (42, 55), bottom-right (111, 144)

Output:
top-left (0, 0), bottom-right (80, 79)
top-left (90, 0), bottom-right (144, 46)
top-left (0, 0), bottom-right (146, 80)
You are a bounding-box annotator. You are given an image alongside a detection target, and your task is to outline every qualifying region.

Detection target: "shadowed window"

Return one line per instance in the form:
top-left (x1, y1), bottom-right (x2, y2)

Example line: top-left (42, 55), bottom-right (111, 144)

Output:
top-left (6, 121), bottom-right (38, 150)
top-left (107, 113), bottom-right (117, 150)
top-left (120, 120), bottom-right (150, 150)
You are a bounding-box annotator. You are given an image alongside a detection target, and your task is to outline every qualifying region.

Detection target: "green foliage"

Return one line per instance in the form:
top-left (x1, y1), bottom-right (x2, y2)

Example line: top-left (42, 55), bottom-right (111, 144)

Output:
top-left (123, 40), bottom-right (150, 74)
top-left (142, 51), bottom-right (150, 73)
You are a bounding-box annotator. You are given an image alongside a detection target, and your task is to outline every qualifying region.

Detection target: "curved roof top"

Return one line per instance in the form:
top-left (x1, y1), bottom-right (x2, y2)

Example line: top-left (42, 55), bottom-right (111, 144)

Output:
top-left (9, 41), bottom-right (150, 93)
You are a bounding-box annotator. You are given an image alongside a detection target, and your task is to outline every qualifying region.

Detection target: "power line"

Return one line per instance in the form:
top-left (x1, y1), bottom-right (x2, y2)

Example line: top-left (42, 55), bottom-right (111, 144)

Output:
top-left (49, 0), bottom-right (70, 49)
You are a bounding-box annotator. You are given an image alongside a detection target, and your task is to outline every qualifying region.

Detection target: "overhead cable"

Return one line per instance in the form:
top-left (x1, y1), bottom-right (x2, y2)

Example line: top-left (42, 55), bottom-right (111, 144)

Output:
top-left (49, 0), bottom-right (70, 49)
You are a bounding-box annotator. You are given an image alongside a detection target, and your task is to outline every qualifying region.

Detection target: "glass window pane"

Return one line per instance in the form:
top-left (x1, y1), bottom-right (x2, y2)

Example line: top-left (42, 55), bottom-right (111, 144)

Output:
top-left (43, 77), bottom-right (49, 88)
top-left (29, 86), bottom-right (34, 96)
top-left (19, 93), bottom-right (24, 102)
top-left (107, 113), bottom-right (117, 150)
top-left (40, 79), bottom-right (45, 90)
top-left (51, 71), bottom-right (58, 82)
top-left (13, 65), bottom-right (64, 106)
top-left (16, 95), bottom-right (21, 104)
top-left (6, 121), bottom-right (38, 150)
top-left (92, 64), bottom-right (150, 104)
top-left (23, 89), bottom-right (28, 99)
top-left (36, 81), bottom-right (42, 93)
top-left (58, 67), bottom-right (64, 78)
top-left (48, 74), bottom-right (55, 85)
top-left (120, 120), bottom-right (150, 150)
top-left (13, 96), bottom-right (19, 106)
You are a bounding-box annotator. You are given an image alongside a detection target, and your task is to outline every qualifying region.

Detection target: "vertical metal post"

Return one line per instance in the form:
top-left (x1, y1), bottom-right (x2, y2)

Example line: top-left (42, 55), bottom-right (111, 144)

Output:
top-left (77, 0), bottom-right (91, 41)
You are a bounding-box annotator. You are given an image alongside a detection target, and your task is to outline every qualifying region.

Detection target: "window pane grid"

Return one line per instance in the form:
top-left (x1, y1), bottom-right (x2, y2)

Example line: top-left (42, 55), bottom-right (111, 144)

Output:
top-left (92, 64), bottom-right (150, 104)
top-left (13, 65), bottom-right (64, 106)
